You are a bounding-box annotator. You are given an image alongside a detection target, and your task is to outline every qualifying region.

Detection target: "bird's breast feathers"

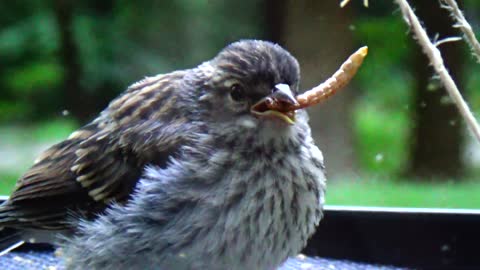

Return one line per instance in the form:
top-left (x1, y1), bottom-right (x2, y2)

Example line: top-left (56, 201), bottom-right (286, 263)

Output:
top-left (174, 132), bottom-right (326, 269)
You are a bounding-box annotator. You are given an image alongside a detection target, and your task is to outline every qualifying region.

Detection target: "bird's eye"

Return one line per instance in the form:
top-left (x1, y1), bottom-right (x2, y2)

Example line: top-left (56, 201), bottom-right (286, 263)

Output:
top-left (229, 84), bottom-right (246, 102)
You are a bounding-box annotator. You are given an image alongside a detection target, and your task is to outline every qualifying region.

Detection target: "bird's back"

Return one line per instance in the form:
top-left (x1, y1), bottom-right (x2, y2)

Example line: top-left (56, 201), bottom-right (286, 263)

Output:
top-left (0, 71), bottom-right (190, 232)
top-left (0, 127), bottom-right (141, 230)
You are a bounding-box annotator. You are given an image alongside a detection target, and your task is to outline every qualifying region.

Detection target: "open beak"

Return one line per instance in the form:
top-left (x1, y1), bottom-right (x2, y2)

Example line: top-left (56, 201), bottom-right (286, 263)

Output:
top-left (250, 84), bottom-right (299, 125)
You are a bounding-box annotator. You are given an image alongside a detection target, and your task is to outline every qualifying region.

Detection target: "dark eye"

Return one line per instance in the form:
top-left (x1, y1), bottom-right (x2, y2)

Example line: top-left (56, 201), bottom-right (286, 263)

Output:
top-left (230, 84), bottom-right (246, 102)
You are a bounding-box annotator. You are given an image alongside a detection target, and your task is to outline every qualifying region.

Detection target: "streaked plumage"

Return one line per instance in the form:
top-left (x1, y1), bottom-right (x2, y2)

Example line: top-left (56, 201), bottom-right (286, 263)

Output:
top-left (0, 40), bottom-right (326, 270)
top-left (0, 71), bottom-right (188, 230)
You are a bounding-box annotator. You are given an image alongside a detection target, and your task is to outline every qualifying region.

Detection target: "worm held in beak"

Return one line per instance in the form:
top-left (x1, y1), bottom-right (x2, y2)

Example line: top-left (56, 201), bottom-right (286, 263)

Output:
top-left (251, 84), bottom-right (299, 124)
top-left (252, 46), bottom-right (368, 122)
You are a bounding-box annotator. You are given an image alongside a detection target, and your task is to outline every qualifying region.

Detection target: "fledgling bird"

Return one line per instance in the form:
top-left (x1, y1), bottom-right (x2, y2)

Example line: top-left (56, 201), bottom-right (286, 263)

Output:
top-left (0, 40), bottom-right (327, 269)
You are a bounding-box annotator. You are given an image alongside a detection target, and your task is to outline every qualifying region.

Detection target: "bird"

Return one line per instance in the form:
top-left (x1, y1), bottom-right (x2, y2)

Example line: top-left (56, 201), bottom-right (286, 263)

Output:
top-left (0, 40), bottom-right (327, 270)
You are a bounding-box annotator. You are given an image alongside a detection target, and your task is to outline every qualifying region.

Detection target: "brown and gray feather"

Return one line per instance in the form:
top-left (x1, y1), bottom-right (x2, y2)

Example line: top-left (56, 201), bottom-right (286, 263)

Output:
top-left (0, 71), bottom-right (189, 230)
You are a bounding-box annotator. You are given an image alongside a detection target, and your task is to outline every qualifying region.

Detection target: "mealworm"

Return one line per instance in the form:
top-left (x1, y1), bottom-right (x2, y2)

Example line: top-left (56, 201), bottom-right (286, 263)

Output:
top-left (268, 46), bottom-right (368, 112)
top-left (295, 46), bottom-right (368, 109)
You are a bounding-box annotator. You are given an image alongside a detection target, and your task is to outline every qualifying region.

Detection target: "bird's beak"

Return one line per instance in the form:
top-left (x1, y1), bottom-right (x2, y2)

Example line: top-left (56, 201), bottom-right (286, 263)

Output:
top-left (250, 84), bottom-right (299, 125)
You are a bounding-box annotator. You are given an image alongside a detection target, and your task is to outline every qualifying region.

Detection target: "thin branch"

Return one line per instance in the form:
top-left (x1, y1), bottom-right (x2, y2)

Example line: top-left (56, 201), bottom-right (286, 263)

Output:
top-left (395, 0), bottom-right (480, 143)
top-left (441, 0), bottom-right (480, 62)
top-left (434, 36), bottom-right (462, 47)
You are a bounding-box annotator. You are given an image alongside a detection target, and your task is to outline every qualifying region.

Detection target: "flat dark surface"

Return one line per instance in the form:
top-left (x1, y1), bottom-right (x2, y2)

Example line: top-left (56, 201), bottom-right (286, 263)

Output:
top-left (304, 206), bottom-right (480, 270)
top-left (1, 200), bottom-right (480, 269)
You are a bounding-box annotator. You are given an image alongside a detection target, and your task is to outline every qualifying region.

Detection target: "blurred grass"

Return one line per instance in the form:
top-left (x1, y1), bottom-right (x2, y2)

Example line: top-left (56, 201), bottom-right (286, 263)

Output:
top-left (327, 177), bottom-right (480, 209)
top-left (2, 171), bottom-right (480, 209)
top-left (0, 118), bottom-right (77, 195)
top-left (1, 119), bottom-right (480, 210)
top-left (0, 118), bottom-right (77, 144)
top-left (0, 172), bottom-right (18, 195)
top-left (31, 118), bottom-right (78, 142)
top-left (354, 104), bottom-right (409, 175)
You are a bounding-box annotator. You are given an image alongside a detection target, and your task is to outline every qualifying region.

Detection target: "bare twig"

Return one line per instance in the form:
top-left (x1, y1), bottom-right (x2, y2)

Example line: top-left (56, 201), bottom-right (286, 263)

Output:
top-left (395, 0), bottom-right (480, 143)
top-left (433, 36), bottom-right (462, 47)
top-left (441, 0), bottom-right (480, 62)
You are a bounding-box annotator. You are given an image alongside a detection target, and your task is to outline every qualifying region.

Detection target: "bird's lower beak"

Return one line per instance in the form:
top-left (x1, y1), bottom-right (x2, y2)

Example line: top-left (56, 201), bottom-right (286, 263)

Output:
top-left (250, 84), bottom-right (299, 125)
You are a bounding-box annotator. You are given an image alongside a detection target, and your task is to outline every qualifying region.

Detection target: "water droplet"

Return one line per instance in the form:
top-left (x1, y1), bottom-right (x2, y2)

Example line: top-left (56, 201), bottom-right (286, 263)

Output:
top-left (349, 24), bottom-right (356, 31)
top-left (375, 153), bottom-right (384, 163)
top-left (440, 95), bottom-right (453, 105)
top-left (427, 80), bottom-right (441, 91)
top-left (62, 110), bottom-right (70, 116)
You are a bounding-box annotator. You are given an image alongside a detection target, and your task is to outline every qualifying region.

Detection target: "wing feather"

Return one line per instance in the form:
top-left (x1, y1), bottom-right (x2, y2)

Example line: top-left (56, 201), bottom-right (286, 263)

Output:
top-left (0, 71), bottom-right (189, 230)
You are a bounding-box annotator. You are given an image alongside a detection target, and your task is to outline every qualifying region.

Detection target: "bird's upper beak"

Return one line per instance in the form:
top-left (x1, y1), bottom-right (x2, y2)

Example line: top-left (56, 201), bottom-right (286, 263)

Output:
top-left (250, 83), bottom-right (299, 125)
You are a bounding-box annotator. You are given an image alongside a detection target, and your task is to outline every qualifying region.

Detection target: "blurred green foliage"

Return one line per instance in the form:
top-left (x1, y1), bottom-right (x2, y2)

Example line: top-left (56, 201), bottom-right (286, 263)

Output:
top-left (353, 16), bottom-right (413, 175)
top-left (354, 105), bottom-right (409, 175)
top-left (31, 118), bottom-right (78, 141)
top-left (0, 0), bottom-right (264, 122)
top-left (0, 173), bottom-right (17, 195)
top-left (1, 1), bottom-right (480, 207)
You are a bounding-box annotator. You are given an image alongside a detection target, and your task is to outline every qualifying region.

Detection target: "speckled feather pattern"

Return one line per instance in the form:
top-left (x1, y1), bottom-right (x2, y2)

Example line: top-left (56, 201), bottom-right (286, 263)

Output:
top-left (63, 110), bottom-right (325, 270)
top-left (0, 71), bottom-right (189, 229)
top-left (0, 40), bottom-right (327, 269)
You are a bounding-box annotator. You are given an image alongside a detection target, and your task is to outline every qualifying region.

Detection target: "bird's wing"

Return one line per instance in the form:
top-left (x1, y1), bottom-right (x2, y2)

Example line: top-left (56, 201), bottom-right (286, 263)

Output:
top-left (0, 72), bottom-right (189, 230)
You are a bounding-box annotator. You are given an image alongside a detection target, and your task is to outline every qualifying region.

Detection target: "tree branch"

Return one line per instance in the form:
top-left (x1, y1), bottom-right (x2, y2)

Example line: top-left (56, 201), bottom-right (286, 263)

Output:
top-left (441, 0), bottom-right (480, 62)
top-left (395, 0), bottom-right (480, 143)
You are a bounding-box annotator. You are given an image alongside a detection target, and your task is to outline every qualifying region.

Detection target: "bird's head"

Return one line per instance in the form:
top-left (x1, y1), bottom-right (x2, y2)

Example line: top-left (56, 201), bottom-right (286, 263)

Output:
top-left (192, 40), bottom-right (303, 132)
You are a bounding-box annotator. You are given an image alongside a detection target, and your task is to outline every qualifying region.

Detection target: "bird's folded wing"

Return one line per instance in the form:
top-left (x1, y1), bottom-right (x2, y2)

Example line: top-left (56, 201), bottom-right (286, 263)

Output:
top-left (0, 72), bottom-right (189, 230)
top-left (0, 124), bottom-right (140, 230)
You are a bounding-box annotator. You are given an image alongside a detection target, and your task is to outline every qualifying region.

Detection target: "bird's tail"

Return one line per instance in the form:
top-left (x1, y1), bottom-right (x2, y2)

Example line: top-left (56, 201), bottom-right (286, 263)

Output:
top-left (0, 199), bottom-right (25, 255)
top-left (0, 227), bottom-right (24, 256)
